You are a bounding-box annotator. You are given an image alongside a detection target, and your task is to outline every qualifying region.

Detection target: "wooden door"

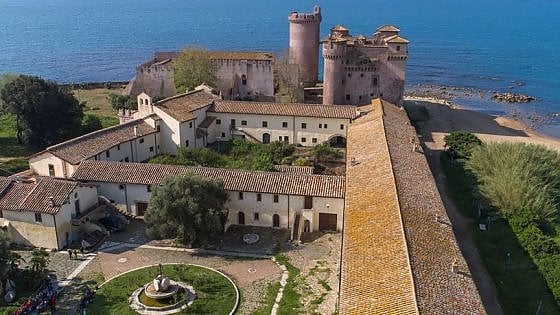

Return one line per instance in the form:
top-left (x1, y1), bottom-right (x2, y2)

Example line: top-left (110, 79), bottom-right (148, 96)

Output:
top-left (273, 214), bottom-right (280, 227)
top-left (318, 213), bottom-right (337, 231)
top-left (137, 202), bottom-right (148, 216)
top-left (238, 212), bottom-right (245, 225)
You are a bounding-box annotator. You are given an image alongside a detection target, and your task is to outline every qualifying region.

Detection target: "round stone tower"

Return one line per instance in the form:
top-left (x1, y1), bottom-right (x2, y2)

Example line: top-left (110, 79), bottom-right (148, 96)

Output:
top-left (288, 6), bottom-right (322, 87)
top-left (322, 36), bottom-right (347, 105)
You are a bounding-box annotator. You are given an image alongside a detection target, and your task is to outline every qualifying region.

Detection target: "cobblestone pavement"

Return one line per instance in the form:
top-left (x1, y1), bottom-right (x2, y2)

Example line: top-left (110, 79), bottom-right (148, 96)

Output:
top-left (285, 232), bottom-right (342, 315)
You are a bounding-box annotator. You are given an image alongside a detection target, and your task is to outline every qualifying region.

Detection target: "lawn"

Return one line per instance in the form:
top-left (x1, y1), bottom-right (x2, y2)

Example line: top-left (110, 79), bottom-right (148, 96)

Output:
top-left (88, 264), bottom-right (238, 314)
top-left (440, 153), bottom-right (560, 314)
top-left (74, 87), bottom-right (120, 128)
top-left (275, 254), bottom-right (302, 315)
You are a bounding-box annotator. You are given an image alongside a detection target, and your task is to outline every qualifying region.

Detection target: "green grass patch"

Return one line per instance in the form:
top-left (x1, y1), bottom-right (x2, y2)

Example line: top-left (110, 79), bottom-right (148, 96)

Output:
top-left (0, 114), bottom-right (35, 158)
top-left (95, 115), bottom-right (119, 128)
top-left (440, 152), bottom-right (560, 314)
top-left (88, 264), bottom-right (237, 315)
top-left (0, 157), bottom-right (28, 176)
top-left (251, 281), bottom-right (281, 315)
top-left (318, 279), bottom-right (332, 292)
top-left (275, 254), bottom-right (302, 315)
top-left (75, 88), bottom-right (123, 117)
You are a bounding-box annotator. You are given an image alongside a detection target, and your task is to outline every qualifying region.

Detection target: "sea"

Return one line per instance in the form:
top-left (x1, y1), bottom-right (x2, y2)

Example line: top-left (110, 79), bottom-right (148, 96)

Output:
top-left (1, 0), bottom-right (559, 136)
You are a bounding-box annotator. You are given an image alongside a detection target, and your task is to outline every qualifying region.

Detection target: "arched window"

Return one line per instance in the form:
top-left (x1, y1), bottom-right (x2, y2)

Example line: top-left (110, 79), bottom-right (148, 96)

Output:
top-left (262, 133), bottom-right (271, 144)
top-left (238, 212), bottom-right (245, 225)
top-left (273, 214), bottom-right (280, 227)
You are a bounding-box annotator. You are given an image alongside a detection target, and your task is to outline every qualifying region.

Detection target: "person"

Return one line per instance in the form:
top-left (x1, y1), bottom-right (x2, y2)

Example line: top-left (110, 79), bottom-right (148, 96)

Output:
top-left (68, 249), bottom-right (73, 260)
top-left (80, 246), bottom-right (85, 258)
top-left (74, 250), bottom-right (79, 260)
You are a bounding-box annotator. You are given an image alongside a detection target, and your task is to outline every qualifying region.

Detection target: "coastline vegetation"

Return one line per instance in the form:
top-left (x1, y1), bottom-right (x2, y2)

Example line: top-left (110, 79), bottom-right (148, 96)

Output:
top-left (441, 133), bottom-right (560, 314)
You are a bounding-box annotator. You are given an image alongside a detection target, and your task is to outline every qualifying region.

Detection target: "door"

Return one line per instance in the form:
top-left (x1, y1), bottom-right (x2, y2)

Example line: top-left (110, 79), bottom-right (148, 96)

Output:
top-left (319, 213), bottom-right (337, 231)
top-left (137, 202), bottom-right (148, 216)
top-left (238, 212), bottom-right (245, 225)
top-left (74, 199), bottom-right (81, 216)
top-left (262, 133), bottom-right (271, 144)
top-left (273, 214), bottom-right (280, 227)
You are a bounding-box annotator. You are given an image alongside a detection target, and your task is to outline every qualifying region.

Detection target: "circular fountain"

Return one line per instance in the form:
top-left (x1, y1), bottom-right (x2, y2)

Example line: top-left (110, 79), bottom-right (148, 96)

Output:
top-left (129, 264), bottom-right (196, 314)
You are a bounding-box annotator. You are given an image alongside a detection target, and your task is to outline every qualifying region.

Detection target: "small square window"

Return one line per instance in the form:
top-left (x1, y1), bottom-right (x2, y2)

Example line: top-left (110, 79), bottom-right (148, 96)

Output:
top-left (319, 123), bottom-right (322, 128)
top-left (35, 213), bottom-right (42, 223)
top-left (360, 73), bottom-right (364, 77)
top-left (105, 150), bottom-right (110, 158)
top-left (124, 157), bottom-right (129, 162)
top-left (273, 195), bottom-right (279, 203)
top-left (262, 121), bottom-right (268, 127)
top-left (257, 193), bottom-right (262, 201)
top-left (185, 140), bottom-right (189, 147)
top-left (282, 122), bottom-right (288, 128)
top-left (149, 146), bottom-right (154, 152)
top-left (396, 45), bottom-right (401, 51)
top-left (301, 123), bottom-right (307, 129)
top-left (189, 121), bottom-right (193, 128)
top-left (346, 94), bottom-right (350, 100)
top-left (312, 138), bottom-right (317, 143)
top-left (348, 73), bottom-right (352, 77)
top-left (284, 136), bottom-right (289, 142)
top-left (139, 138), bottom-right (144, 144)
top-left (216, 119), bottom-right (222, 125)
top-left (301, 137), bottom-right (306, 143)
top-left (241, 120), bottom-right (247, 126)
top-left (238, 192), bottom-right (244, 200)
top-left (340, 124), bottom-right (344, 130)
top-left (324, 124), bottom-right (328, 129)
top-left (156, 125), bottom-right (161, 132)
top-left (221, 132), bottom-right (226, 137)
top-left (278, 136), bottom-right (283, 141)
top-left (254, 213), bottom-right (259, 221)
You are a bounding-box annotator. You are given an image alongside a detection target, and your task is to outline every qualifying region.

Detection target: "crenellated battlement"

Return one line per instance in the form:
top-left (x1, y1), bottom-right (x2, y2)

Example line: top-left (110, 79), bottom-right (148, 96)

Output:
top-left (288, 5), bottom-right (321, 24)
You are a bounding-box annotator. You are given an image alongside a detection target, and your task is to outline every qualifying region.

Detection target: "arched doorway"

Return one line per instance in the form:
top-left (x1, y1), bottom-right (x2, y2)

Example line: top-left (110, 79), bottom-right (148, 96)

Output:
top-left (238, 212), bottom-right (245, 225)
top-left (262, 133), bottom-right (271, 144)
top-left (304, 220), bottom-right (311, 233)
top-left (272, 214), bottom-right (280, 227)
top-left (329, 135), bottom-right (346, 148)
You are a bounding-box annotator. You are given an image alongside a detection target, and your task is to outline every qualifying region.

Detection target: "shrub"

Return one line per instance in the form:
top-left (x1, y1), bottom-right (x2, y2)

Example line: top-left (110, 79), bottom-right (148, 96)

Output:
top-left (443, 131), bottom-right (482, 159)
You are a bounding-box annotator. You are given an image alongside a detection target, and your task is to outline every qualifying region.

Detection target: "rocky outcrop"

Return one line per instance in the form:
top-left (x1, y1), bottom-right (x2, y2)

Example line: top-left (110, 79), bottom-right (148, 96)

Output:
top-left (492, 92), bottom-right (535, 103)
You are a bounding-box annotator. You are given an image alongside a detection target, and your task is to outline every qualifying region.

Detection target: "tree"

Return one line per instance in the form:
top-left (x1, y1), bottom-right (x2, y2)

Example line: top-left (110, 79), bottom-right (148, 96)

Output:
top-left (0, 75), bottom-right (84, 147)
top-left (145, 174), bottom-right (228, 246)
top-left (107, 94), bottom-right (137, 111)
top-left (29, 248), bottom-right (50, 275)
top-left (311, 141), bottom-right (342, 164)
top-left (82, 114), bottom-right (103, 133)
top-left (275, 50), bottom-right (303, 103)
top-left (0, 74), bottom-right (18, 109)
top-left (443, 131), bottom-right (482, 159)
top-left (173, 47), bottom-right (217, 94)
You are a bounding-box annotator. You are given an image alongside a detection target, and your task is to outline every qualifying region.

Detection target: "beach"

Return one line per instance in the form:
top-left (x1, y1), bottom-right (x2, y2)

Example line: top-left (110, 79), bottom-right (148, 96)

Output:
top-left (404, 96), bottom-right (560, 153)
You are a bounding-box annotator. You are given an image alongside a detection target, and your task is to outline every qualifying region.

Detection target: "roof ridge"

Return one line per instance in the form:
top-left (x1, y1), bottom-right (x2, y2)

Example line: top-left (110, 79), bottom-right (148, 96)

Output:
top-left (154, 89), bottom-right (207, 105)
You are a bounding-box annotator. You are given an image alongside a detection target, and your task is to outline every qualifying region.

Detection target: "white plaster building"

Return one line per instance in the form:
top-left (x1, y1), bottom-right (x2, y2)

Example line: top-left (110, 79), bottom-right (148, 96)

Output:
top-left (29, 118), bottom-right (160, 178)
top-left (0, 177), bottom-right (98, 249)
top-left (71, 161), bottom-right (345, 236)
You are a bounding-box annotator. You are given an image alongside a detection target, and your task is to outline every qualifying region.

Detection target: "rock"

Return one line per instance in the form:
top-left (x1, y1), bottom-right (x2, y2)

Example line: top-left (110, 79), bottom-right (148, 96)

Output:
top-left (492, 92), bottom-right (535, 103)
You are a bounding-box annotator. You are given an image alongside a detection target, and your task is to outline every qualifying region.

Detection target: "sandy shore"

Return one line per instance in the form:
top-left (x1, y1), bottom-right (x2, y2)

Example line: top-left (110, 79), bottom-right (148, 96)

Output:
top-left (404, 96), bottom-right (560, 152)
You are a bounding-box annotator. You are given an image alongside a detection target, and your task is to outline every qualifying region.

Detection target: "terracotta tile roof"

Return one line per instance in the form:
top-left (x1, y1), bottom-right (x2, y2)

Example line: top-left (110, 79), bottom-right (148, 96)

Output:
top-left (0, 177), bottom-right (78, 214)
top-left (340, 101), bottom-right (418, 314)
top-left (72, 161), bottom-right (344, 198)
top-left (212, 101), bottom-right (359, 119)
top-left (155, 90), bottom-right (219, 122)
top-left (273, 165), bottom-right (314, 174)
top-left (141, 51), bottom-right (274, 68)
top-left (382, 100), bottom-right (485, 313)
top-left (0, 177), bottom-right (11, 195)
top-left (34, 119), bottom-right (157, 165)
top-left (377, 25), bottom-right (400, 32)
top-left (385, 35), bottom-right (410, 44)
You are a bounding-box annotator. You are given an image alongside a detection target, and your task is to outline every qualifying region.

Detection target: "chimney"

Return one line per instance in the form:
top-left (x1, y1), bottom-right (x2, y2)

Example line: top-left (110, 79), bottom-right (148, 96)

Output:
top-left (48, 197), bottom-right (55, 207)
top-left (134, 126), bottom-right (138, 136)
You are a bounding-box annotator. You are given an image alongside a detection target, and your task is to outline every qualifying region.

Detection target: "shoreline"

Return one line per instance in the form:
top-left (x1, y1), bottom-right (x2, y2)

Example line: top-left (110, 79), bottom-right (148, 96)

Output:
top-left (403, 95), bottom-right (560, 152)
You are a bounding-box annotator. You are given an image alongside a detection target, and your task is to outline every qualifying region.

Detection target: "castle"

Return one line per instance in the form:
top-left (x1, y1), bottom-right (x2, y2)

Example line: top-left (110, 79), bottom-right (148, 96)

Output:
top-left (125, 6), bottom-right (408, 106)
top-left (124, 51), bottom-right (275, 101)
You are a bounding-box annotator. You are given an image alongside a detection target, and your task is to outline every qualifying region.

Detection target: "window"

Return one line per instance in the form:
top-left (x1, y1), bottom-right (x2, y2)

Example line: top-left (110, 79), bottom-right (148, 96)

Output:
top-left (124, 157), bottom-right (129, 162)
top-left (185, 140), bottom-right (189, 147)
top-left (373, 77), bottom-right (378, 86)
top-left (301, 137), bottom-right (306, 143)
top-left (119, 184), bottom-right (125, 190)
top-left (105, 150), bottom-right (110, 158)
top-left (360, 73), bottom-right (364, 77)
top-left (149, 146), bottom-right (154, 152)
top-left (257, 193), bottom-right (262, 201)
top-left (241, 120), bottom-right (247, 126)
top-left (312, 138), bottom-right (317, 143)
top-left (324, 124), bottom-right (328, 129)
top-left (189, 121), bottom-right (193, 128)
top-left (284, 136), bottom-right (289, 142)
top-left (396, 45), bottom-right (401, 51)
top-left (156, 125), bottom-right (161, 132)
top-left (262, 121), bottom-right (268, 127)
top-left (216, 119), bottom-right (222, 125)
top-left (282, 122), bottom-right (288, 128)
top-left (0, 211), bottom-right (3, 219)
top-left (35, 213), bottom-right (42, 223)
top-left (140, 99), bottom-right (143, 105)
top-left (254, 213), bottom-right (259, 221)
top-left (242, 74), bottom-right (247, 85)
top-left (117, 144), bottom-right (120, 151)
top-left (319, 123), bottom-right (322, 128)
top-left (221, 132), bottom-right (226, 137)
top-left (301, 123), bottom-right (307, 129)
top-left (348, 73), bottom-right (352, 77)
top-left (340, 124), bottom-right (344, 130)
top-left (48, 164), bottom-right (55, 177)
top-left (273, 195), bottom-right (279, 203)
top-left (139, 138), bottom-right (144, 144)
top-left (147, 185), bottom-right (151, 192)
top-left (359, 95), bottom-right (362, 100)
top-left (238, 192), bottom-right (244, 200)
top-left (278, 136), bottom-right (283, 141)
top-left (231, 119), bottom-right (236, 127)
top-left (346, 94), bottom-right (350, 100)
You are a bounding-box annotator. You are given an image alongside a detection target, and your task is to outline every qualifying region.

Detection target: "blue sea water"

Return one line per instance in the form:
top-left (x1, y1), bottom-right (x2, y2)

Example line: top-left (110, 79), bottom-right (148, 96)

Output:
top-left (0, 0), bottom-right (559, 134)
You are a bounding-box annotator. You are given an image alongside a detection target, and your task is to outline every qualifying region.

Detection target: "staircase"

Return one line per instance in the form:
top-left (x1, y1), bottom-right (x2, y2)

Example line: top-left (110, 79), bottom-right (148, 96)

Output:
top-left (292, 214), bottom-right (303, 242)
